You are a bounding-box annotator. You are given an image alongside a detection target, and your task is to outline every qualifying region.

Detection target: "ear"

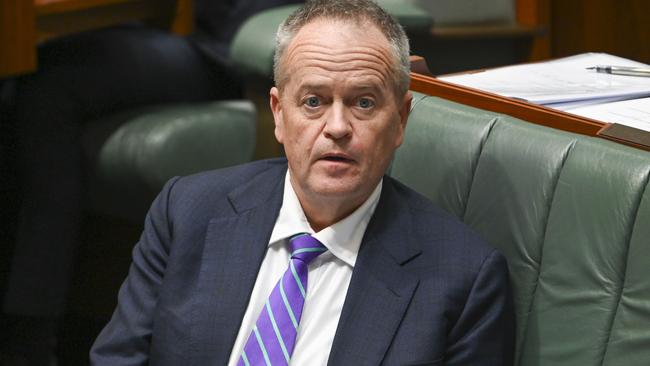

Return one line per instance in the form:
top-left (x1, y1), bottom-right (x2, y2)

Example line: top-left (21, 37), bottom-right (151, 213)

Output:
top-left (394, 91), bottom-right (412, 148)
top-left (270, 87), bottom-right (284, 144)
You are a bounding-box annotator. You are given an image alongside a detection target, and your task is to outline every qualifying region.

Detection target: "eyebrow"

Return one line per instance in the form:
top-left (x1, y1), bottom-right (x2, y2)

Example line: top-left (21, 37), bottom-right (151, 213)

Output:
top-left (352, 84), bottom-right (383, 93)
top-left (297, 83), bottom-right (330, 94)
top-left (296, 82), bottom-right (383, 94)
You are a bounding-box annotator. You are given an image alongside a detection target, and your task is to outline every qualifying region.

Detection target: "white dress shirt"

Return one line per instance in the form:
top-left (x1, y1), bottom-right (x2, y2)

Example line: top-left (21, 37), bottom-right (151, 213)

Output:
top-left (227, 172), bottom-right (382, 366)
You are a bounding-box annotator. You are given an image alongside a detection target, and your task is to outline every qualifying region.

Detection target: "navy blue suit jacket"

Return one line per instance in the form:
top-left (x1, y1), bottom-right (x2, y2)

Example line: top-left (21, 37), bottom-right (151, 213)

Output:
top-left (90, 159), bottom-right (514, 365)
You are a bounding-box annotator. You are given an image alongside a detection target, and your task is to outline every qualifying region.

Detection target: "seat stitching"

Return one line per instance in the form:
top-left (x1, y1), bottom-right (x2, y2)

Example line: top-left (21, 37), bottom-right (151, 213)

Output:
top-left (598, 166), bottom-right (650, 366)
top-left (409, 93), bottom-right (429, 111)
top-left (460, 115), bottom-right (498, 221)
top-left (515, 137), bottom-right (576, 366)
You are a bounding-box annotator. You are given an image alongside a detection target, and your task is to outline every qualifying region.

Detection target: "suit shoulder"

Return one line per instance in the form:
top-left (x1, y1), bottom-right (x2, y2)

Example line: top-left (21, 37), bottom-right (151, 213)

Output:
top-left (171, 158), bottom-right (285, 197)
top-left (179, 158), bottom-right (286, 187)
top-left (159, 158), bottom-right (286, 218)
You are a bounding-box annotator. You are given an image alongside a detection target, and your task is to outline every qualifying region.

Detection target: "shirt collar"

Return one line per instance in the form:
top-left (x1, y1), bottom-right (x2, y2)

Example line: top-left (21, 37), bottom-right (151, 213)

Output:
top-left (269, 171), bottom-right (382, 267)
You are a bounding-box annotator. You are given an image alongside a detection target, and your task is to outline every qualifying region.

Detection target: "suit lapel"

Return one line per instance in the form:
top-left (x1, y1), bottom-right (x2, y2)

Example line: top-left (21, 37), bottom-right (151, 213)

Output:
top-left (192, 164), bottom-right (287, 365)
top-left (328, 178), bottom-right (422, 366)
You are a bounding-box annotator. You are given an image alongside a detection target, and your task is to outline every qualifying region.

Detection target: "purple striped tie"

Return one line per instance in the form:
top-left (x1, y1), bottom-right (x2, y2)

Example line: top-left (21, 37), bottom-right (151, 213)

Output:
top-left (238, 233), bottom-right (327, 366)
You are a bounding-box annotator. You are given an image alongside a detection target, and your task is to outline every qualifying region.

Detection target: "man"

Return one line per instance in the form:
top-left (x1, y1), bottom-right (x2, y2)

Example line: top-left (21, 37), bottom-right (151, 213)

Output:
top-left (91, 0), bottom-right (514, 365)
top-left (0, 1), bottom-right (302, 364)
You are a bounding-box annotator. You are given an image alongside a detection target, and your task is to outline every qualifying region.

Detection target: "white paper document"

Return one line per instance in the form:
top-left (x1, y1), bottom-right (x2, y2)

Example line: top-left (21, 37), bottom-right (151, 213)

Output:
top-left (439, 53), bottom-right (650, 105)
top-left (566, 97), bottom-right (650, 132)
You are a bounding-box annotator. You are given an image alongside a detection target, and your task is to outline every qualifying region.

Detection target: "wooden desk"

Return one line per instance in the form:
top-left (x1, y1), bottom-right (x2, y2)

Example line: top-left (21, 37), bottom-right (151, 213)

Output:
top-left (0, 0), bottom-right (192, 78)
top-left (408, 56), bottom-right (650, 151)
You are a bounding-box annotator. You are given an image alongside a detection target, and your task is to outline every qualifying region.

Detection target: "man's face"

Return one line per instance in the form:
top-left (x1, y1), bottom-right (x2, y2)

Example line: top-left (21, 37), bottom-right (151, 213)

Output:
top-left (271, 19), bottom-right (411, 210)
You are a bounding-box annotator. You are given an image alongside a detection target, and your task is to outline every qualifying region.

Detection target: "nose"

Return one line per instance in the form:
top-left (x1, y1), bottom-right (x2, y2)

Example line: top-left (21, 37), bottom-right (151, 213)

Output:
top-left (323, 101), bottom-right (352, 140)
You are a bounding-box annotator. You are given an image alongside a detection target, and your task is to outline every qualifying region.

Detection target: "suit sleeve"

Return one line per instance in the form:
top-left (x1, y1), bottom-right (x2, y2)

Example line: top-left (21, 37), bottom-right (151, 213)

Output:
top-left (445, 249), bottom-right (515, 366)
top-left (90, 177), bottom-right (180, 366)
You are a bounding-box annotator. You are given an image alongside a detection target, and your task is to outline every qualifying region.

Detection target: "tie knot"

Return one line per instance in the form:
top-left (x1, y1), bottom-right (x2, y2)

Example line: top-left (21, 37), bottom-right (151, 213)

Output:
top-left (289, 233), bottom-right (327, 264)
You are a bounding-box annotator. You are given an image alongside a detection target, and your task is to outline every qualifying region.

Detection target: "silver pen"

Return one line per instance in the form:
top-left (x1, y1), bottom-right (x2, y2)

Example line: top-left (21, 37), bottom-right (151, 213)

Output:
top-left (586, 65), bottom-right (650, 77)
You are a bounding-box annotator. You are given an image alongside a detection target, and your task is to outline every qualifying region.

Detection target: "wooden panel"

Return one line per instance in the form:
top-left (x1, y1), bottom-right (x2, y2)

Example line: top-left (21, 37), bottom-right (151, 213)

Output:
top-left (170, 0), bottom-right (192, 35)
top-left (408, 69), bottom-right (650, 151)
top-left (431, 24), bottom-right (540, 39)
top-left (1, 0), bottom-right (189, 78)
top-left (34, 0), bottom-right (189, 34)
top-left (515, 0), bottom-right (551, 60)
top-left (409, 72), bottom-right (605, 136)
top-left (551, 0), bottom-right (650, 63)
top-left (35, 0), bottom-right (141, 14)
top-left (35, 0), bottom-right (176, 41)
top-left (0, 0), bottom-right (37, 77)
top-left (600, 124), bottom-right (650, 151)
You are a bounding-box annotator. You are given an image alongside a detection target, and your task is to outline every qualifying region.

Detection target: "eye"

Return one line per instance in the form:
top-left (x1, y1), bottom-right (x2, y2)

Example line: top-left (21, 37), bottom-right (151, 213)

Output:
top-left (304, 96), bottom-right (321, 108)
top-left (357, 97), bottom-right (375, 109)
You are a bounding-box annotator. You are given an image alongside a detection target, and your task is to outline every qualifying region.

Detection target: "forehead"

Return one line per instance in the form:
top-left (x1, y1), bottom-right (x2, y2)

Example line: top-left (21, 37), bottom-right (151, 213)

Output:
top-left (282, 18), bottom-right (396, 90)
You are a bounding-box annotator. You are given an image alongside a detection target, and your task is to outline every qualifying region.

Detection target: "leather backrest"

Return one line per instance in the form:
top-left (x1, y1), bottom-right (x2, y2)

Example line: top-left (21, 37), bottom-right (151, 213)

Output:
top-left (83, 100), bottom-right (257, 222)
top-left (230, 1), bottom-right (432, 79)
top-left (405, 0), bottom-right (515, 25)
top-left (390, 92), bottom-right (650, 365)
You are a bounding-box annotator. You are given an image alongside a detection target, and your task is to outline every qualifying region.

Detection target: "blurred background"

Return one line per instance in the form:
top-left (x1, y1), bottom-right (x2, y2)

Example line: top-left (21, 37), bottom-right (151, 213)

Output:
top-left (0, 0), bottom-right (649, 365)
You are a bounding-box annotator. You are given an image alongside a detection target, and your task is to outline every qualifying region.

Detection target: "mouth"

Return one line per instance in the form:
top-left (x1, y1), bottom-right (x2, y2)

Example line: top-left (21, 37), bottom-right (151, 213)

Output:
top-left (319, 153), bottom-right (355, 164)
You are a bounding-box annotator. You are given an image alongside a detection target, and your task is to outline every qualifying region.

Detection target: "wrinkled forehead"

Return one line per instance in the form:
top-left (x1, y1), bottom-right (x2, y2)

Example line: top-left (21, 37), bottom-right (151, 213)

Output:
top-left (280, 18), bottom-right (398, 91)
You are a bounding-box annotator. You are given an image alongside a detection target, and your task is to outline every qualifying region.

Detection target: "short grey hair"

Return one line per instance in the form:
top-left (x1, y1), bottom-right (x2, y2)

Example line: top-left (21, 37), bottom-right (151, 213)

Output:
top-left (273, 0), bottom-right (410, 96)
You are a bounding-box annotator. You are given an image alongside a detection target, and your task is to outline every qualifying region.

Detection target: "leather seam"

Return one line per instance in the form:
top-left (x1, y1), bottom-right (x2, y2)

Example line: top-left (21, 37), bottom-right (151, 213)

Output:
top-left (598, 166), bottom-right (650, 366)
top-left (515, 137), bottom-right (576, 365)
top-left (461, 115), bottom-right (499, 221)
top-left (409, 93), bottom-right (429, 111)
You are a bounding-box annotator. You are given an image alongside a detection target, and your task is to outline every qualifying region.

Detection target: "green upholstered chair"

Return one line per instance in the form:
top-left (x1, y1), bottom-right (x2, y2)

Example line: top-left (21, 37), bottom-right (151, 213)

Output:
top-left (231, 0), bottom-right (527, 78)
top-left (390, 92), bottom-right (650, 365)
top-left (397, 0), bottom-right (536, 75)
top-left (231, 2), bottom-right (432, 80)
top-left (67, 100), bottom-right (256, 321)
top-left (405, 0), bottom-right (515, 25)
top-left (82, 100), bottom-right (256, 223)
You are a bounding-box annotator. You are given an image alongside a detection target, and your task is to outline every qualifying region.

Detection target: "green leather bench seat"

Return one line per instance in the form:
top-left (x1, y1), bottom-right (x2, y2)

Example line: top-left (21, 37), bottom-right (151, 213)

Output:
top-left (390, 92), bottom-right (650, 365)
top-left (82, 100), bottom-right (256, 222)
top-left (230, 2), bottom-right (432, 79)
top-left (405, 0), bottom-right (515, 25)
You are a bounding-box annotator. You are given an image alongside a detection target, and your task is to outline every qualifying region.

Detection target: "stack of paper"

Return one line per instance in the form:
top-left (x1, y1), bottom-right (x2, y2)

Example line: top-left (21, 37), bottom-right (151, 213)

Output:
top-left (438, 53), bottom-right (650, 132)
top-left (565, 97), bottom-right (650, 132)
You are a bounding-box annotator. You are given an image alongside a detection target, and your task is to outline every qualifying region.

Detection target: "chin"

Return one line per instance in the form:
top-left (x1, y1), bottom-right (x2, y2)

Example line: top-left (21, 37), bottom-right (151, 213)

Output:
top-left (312, 185), bottom-right (356, 197)
top-left (308, 179), bottom-right (363, 200)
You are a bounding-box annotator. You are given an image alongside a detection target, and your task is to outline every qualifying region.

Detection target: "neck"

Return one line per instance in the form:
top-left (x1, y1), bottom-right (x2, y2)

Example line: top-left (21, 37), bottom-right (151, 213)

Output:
top-left (301, 195), bottom-right (363, 232)
top-left (288, 179), bottom-right (380, 233)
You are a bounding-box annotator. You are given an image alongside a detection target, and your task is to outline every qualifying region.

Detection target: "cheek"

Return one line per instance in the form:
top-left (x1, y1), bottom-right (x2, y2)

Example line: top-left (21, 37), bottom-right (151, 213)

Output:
top-left (363, 123), bottom-right (400, 161)
top-left (283, 119), bottom-right (319, 158)
top-left (384, 116), bottom-right (404, 148)
top-left (281, 110), bottom-right (302, 141)
top-left (290, 115), bottom-right (325, 143)
top-left (373, 118), bottom-right (399, 143)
